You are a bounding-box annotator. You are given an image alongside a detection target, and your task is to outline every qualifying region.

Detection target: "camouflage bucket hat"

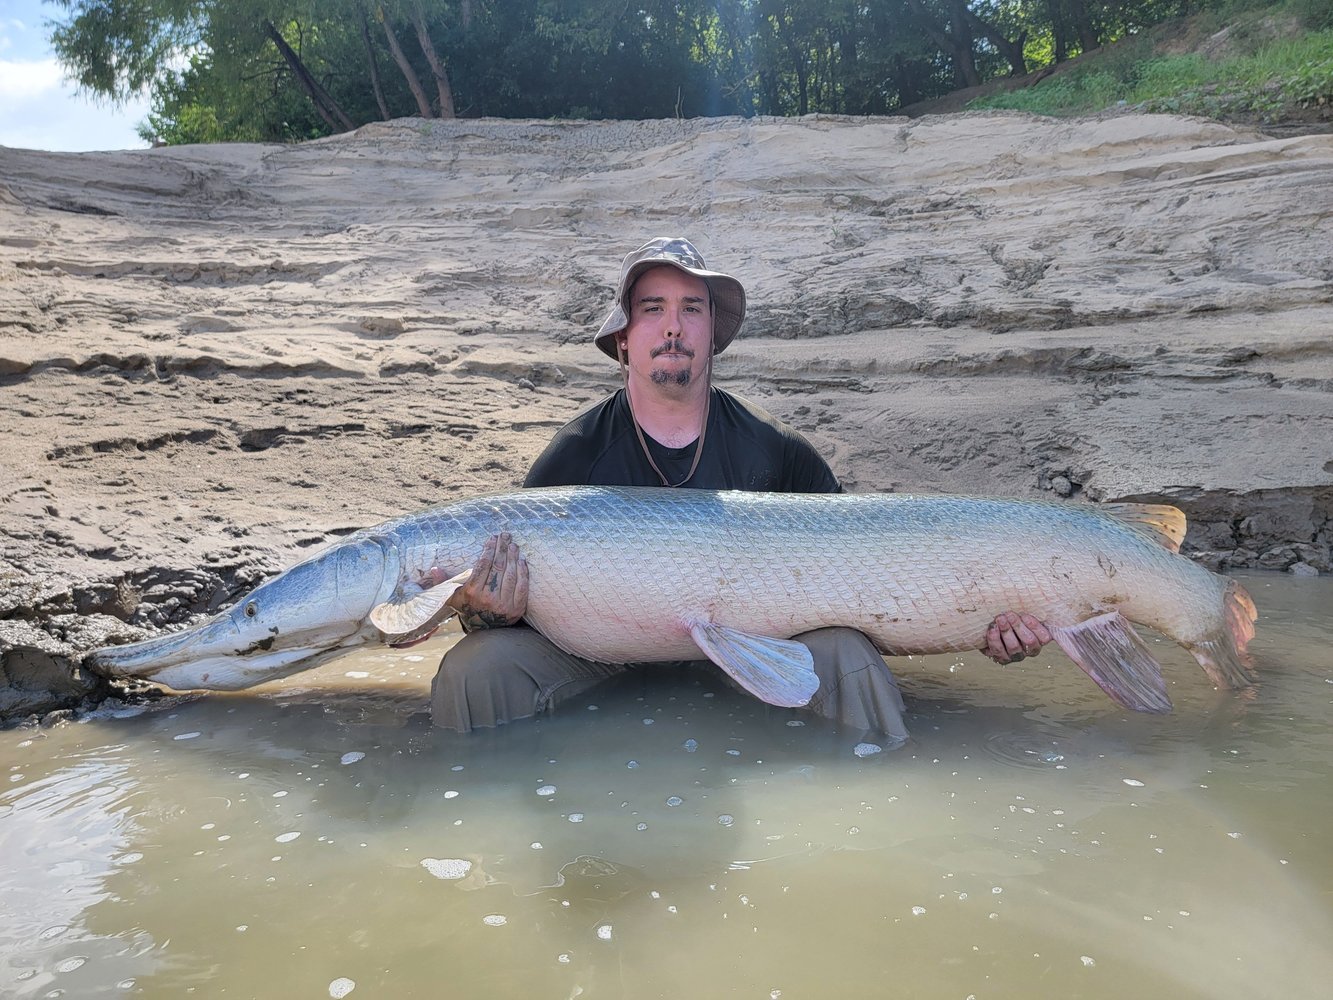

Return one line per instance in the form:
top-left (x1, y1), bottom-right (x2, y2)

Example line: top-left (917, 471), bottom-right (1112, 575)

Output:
top-left (593, 237), bottom-right (746, 360)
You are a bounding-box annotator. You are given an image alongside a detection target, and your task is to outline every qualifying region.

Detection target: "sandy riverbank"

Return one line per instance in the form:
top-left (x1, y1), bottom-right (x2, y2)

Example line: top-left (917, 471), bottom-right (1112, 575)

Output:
top-left (2, 112), bottom-right (1330, 719)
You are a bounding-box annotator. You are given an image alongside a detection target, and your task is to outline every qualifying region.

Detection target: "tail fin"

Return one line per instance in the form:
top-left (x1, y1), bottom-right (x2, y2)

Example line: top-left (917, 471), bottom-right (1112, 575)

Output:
top-left (1186, 580), bottom-right (1258, 690)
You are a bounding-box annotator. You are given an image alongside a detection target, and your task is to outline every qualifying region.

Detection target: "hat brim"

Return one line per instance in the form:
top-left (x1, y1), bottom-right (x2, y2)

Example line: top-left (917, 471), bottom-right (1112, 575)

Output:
top-left (594, 260), bottom-right (746, 360)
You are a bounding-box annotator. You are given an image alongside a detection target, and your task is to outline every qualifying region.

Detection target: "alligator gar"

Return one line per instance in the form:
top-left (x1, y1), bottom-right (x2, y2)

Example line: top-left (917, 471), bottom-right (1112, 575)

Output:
top-left (87, 486), bottom-right (1257, 713)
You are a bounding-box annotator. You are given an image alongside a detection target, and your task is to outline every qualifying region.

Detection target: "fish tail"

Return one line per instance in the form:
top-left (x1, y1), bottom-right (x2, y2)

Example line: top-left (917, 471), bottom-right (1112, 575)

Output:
top-left (1185, 579), bottom-right (1258, 690)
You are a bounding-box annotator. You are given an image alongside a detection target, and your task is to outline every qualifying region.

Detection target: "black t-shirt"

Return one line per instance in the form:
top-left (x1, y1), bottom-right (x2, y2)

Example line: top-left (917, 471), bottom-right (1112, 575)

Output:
top-left (524, 388), bottom-right (842, 493)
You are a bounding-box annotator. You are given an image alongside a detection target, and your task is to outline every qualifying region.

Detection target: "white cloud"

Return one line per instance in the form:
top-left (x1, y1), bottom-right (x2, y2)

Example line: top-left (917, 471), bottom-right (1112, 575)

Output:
top-left (0, 57), bottom-right (150, 152)
top-left (0, 56), bottom-right (64, 100)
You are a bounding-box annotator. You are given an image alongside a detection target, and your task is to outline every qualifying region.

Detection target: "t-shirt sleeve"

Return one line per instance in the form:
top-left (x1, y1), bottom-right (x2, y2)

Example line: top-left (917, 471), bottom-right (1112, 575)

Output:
top-left (524, 431), bottom-right (578, 487)
top-left (783, 433), bottom-right (843, 494)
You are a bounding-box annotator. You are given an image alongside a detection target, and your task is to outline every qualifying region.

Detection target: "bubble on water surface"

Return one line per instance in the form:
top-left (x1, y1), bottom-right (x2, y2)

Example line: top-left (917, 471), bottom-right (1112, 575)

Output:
top-left (444, 790), bottom-right (459, 799)
top-left (718, 814), bottom-right (735, 826)
top-left (344, 671), bottom-right (370, 679)
top-left (173, 732), bottom-right (201, 741)
top-left (340, 752), bottom-right (365, 765)
top-left (275, 832), bottom-right (300, 843)
top-left (642, 718), bottom-right (654, 725)
top-left (55, 957), bottom-right (86, 973)
top-left (626, 760), bottom-right (639, 769)
top-left (328, 977), bottom-right (356, 997)
top-left (568, 813), bottom-right (584, 823)
top-left (636, 823), bottom-right (648, 831)
top-left (726, 749), bottom-right (741, 756)
top-left (682, 739), bottom-right (698, 752)
top-left (421, 858), bottom-right (472, 879)
top-left (785, 720), bottom-right (804, 727)
top-left (117, 980), bottom-right (136, 990)
top-left (483, 915), bottom-right (507, 926)
top-left (911, 906), bottom-right (926, 916)
top-left (596, 924), bottom-right (613, 940)
top-left (666, 796), bottom-right (683, 807)
top-left (116, 852), bottom-right (143, 865)
top-left (536, 785), bottom-right (557, 796)
top-left (272, 791), bottom-right (288, 798)
top-left (1080, 956), bottom-right (1096, 967)
top-left (530, 842), bottom-right (543, 850)
top-left (38, 926), bottom-right (68, 941)
top-left (853, 743), bottom-right (883, 758)
top-left (1123, 778), bottom-right (1145, 787)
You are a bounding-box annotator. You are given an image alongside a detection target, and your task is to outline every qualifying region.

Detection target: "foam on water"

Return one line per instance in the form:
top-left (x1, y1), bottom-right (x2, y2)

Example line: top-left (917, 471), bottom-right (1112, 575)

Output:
top-left (421, 858), bottom-right (471, 879)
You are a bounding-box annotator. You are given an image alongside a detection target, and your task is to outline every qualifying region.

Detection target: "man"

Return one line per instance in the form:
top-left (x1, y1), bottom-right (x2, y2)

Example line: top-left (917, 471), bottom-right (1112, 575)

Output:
top-left (430, 237), bottom-right (1050, 738)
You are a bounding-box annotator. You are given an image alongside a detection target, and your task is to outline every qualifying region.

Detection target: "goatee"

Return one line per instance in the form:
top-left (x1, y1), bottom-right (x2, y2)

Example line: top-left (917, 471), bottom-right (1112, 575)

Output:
top-left (651, 368), bottom-right (692, 387)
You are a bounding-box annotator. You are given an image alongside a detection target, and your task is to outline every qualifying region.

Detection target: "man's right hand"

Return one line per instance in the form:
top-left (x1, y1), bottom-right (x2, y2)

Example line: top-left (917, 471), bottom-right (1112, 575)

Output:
top-left (444, 532), bottom-right (529, 631)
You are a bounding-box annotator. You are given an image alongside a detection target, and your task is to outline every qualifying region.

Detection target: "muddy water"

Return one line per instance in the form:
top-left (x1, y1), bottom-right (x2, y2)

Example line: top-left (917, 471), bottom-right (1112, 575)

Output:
top-left (2, 572), bottom-right (1330, 999)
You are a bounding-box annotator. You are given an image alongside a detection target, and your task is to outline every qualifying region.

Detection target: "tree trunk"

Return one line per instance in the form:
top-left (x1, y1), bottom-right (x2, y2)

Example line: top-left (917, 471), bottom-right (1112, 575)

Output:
top-left (961, 7), bottom-right (1027, 76)
top-left (838, 24), bottom-right (861, 114)
top-left (263, 20), bottom-right (355, 132)
top-left (906, 0), bottom-right (980, 90)
top-left (1066, 0), bottom-right (1102, 52)
top-left (892, 53), bottom-right (922, 107)
top-left (714, 1), bottom-right (756, 116)
top-left (947, 2), bottom-right (982, 88)
top-left (376, 3), bottom-right (435, 118)
top-left (358, 7), bottom-right (391, 120)
top-left (411, 1), bottom-right (455, 118)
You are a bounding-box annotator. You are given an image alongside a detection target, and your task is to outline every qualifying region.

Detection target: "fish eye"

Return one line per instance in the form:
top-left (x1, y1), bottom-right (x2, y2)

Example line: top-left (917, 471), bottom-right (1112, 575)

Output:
top-left (244, 601), bottom-right (259, 618)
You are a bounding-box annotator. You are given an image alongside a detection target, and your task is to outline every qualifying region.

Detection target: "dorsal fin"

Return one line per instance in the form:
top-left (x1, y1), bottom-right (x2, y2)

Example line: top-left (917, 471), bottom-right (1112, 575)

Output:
top-left (1099, 503), bottom-right (1186, 553)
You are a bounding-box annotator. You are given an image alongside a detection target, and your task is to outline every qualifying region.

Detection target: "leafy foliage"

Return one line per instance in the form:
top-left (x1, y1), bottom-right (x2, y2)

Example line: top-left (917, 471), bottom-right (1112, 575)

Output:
top-left (40, 0), bottom-right (1323, 143)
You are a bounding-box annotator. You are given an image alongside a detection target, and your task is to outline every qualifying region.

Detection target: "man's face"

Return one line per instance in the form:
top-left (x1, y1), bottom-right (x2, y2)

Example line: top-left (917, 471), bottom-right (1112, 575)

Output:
top-left (619, 265), bottom-right (713, 392)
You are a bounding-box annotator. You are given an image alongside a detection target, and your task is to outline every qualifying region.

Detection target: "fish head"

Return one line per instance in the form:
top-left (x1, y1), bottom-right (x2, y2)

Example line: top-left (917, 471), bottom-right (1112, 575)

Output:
top-left (88, 537), bottom-right (395, 691)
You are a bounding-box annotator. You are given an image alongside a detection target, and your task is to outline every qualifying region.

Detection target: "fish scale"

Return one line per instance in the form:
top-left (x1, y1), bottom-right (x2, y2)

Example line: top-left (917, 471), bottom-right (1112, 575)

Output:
top-left (88, 486), bottom-right (1257, 714)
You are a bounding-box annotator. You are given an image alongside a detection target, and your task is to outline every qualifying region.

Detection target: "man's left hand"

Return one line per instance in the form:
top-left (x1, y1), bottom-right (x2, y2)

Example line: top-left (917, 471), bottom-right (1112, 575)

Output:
top-left (982, 612), bottom-right (1052, 664)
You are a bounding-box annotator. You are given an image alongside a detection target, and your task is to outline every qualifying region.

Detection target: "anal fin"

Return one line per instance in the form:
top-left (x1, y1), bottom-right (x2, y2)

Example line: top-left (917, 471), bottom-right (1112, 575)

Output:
top-left (1051, 612), bottom-right (1172, 714)
top-left (688, 621), bottom-right (819, 708)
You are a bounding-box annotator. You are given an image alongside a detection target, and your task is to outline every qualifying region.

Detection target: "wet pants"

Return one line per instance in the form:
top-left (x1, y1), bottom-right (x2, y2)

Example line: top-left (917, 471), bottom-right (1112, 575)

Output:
top-left (430, 625), bottom-right (908, 741)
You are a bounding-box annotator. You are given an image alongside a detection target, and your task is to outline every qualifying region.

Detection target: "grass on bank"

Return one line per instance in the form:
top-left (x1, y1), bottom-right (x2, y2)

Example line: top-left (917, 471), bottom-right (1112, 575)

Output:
top-left (971, 3), bottom-right (1333, 122)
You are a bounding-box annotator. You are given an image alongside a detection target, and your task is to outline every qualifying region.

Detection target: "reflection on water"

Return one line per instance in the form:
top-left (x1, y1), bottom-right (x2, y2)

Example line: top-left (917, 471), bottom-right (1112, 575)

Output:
top-left (2, 573), bottom-right (1330, 998)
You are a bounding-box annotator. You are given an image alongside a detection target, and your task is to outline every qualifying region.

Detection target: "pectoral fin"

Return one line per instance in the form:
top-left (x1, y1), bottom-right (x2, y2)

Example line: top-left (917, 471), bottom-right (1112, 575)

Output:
top-left (370, 570), bottom-right (471, 644)
top-left (1051, 612), bottom-right (1172, 714)
top-left (688, 621), bottom-right (819, 708)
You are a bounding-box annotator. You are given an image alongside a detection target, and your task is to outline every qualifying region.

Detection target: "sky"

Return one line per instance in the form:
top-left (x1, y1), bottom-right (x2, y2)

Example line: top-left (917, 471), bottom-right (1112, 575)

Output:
top-left (0, 0), bottom-right (152, 151)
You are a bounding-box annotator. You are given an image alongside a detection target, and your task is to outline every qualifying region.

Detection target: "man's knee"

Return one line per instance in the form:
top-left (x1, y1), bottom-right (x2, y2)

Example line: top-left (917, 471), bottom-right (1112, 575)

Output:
top-left (431, 629), bottom-right (543, 732)
top-left (794, 627), bottom-right (908, 739)
top-left (798, 627), bottom-right (884, 677)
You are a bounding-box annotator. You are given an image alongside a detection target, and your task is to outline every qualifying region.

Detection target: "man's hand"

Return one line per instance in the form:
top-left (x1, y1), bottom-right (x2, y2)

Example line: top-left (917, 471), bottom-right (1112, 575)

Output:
top-left (982, 611), bottom-right (1052, 664)
top-left (444, 532), bottom-right (529, 631)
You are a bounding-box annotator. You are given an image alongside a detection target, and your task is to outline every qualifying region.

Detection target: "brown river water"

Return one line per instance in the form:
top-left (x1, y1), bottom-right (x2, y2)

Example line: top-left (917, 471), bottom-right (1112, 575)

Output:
top-left (2, 572), bottom-right (1330, 999)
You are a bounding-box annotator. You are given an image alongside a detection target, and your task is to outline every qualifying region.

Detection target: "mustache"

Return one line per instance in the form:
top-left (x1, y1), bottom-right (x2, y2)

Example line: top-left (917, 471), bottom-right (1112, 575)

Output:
top-left (650, 343), bottom-right (696, 359)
